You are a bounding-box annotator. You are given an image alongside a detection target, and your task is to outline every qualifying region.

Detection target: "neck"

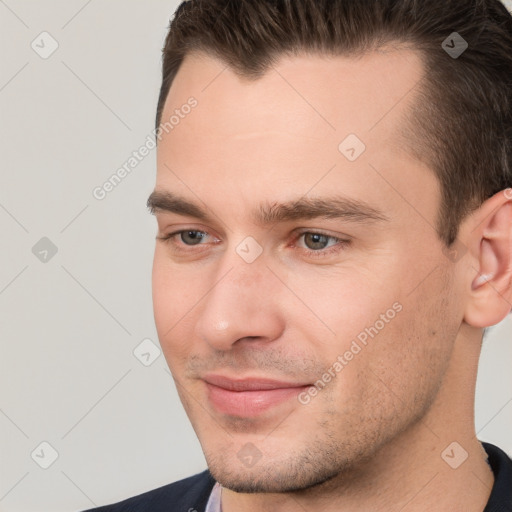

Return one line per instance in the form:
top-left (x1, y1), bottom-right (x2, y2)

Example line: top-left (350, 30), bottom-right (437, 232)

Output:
top-left (221, 326), bottom-right (495, 512)
top-left (222, 434), bottom-right (494, 512)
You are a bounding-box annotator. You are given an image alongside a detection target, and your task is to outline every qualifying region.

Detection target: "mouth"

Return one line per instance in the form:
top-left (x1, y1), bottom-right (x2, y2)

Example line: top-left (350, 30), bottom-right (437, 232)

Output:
top-left (202, 374), bottom-right (312, 417)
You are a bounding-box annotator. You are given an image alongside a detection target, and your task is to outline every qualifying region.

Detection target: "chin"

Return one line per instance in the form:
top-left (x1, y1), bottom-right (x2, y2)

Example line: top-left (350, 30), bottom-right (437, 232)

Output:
top-left (206, 453), bottom-right (346, 494)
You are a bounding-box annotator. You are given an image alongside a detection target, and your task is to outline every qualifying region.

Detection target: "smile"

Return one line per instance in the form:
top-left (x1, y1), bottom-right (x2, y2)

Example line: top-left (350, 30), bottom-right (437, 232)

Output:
top-left (202, 375), bottom-right (311, 417)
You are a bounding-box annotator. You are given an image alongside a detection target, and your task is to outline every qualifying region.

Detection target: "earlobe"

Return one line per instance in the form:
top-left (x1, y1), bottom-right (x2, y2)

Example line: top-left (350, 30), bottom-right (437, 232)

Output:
top-left (463, 192), bottom-right (512, 328)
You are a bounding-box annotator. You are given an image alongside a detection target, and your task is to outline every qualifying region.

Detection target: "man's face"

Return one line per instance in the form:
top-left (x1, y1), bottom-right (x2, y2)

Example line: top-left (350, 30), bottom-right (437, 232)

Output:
top-left (151, 49), bottom-right (465, 492)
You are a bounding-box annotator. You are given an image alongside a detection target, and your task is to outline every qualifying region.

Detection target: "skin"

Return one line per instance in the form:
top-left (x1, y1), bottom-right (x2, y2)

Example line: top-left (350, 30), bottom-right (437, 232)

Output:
top-left (151, 48), bottom-right (512, 511)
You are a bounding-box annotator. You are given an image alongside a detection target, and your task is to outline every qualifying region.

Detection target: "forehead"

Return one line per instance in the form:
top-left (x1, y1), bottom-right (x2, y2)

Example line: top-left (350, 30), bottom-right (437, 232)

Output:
top-left (155, 48), bottom-right (438, 231)
top-left (162, 46), bottom-right (425, 139)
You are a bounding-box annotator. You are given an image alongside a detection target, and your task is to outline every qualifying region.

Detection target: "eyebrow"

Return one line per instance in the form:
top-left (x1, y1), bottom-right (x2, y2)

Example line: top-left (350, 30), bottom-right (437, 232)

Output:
top-left (146, 191), bottom-right (390, 226)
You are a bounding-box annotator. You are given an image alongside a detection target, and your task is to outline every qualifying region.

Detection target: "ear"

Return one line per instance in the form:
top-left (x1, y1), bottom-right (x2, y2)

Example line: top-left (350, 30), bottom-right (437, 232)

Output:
top-left (463, 188), bottom-right (512, 328)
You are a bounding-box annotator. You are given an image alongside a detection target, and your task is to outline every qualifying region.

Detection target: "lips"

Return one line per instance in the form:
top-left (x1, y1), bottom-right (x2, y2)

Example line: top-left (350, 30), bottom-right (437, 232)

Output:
top-left (203, 374), bottom-right (311, 417)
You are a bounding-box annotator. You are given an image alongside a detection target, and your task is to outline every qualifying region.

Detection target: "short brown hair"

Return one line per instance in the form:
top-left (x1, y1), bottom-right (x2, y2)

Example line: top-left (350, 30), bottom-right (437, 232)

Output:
top-left (156, 0), bottom-right (512, 246)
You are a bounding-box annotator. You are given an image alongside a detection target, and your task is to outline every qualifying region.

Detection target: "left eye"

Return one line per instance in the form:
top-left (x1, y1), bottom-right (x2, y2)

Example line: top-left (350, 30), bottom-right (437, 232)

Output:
top-left (174, 230), bottom-right (207, 246)
top-left (157, 230), bottom-right (215, 248)
top-left (299, 232), bottom-right (338, 251)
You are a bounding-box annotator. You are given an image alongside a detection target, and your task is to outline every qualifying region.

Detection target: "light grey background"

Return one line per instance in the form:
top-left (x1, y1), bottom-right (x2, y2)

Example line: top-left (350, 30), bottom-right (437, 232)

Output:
top-left (0, 1), bottom-right (511, 511)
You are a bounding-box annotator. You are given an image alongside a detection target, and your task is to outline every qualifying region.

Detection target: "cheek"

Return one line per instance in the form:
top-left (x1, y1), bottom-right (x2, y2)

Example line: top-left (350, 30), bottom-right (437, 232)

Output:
top-left (152, 254), bottom-right (174, 334)
top-left (362, 290), bottom-right (456, 412)
top-left (291, 263), bottom-right (401, 347)
top-left (151, 252), bottom-right (202, 363)
top-left (152, 250), bottom-right (203, 316)
top-left (315, 268), bottom-right (454, 415)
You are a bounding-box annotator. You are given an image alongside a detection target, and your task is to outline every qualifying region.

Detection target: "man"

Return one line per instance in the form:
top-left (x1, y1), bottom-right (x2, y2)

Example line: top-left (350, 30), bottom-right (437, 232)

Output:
top-left (84, 0), bottom-right (512, 510)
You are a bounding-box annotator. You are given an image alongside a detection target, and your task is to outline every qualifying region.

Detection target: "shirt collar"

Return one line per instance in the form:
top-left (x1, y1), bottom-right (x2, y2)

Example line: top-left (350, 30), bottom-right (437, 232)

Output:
top-left (205, 481), bottom-right (222, 512)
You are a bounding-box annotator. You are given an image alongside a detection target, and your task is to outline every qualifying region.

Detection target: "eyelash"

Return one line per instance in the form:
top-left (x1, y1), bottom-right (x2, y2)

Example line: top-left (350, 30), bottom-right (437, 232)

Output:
top-left (157, 229), bottom-right (351, 259)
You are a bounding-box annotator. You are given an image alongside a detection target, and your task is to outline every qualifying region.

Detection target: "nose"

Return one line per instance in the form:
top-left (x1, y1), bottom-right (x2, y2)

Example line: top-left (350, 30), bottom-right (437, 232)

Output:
top-left (194, 253), bottom-right (285, 352)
